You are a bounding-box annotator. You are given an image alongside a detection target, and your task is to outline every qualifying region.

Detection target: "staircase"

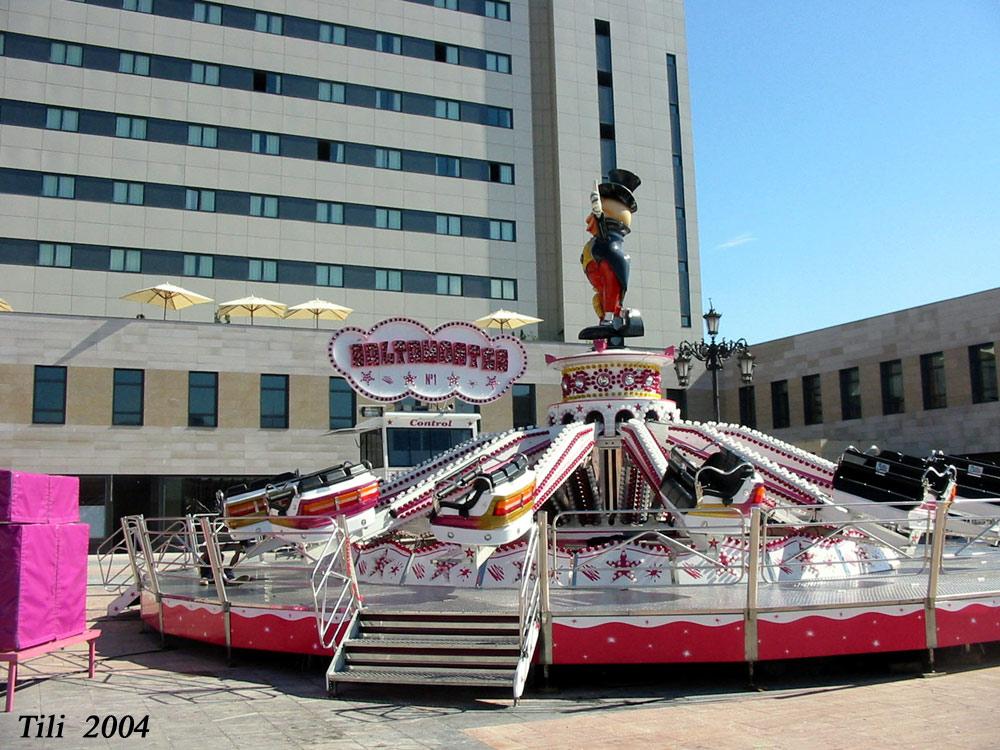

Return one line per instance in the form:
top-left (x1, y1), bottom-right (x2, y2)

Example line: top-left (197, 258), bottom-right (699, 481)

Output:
top-left (326, 609), bottom-right (530, 698)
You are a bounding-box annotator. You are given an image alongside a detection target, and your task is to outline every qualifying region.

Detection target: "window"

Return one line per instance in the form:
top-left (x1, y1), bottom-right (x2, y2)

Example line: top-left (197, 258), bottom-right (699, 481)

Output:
top-left (191, 62), bottom-right (220, 85)
top-left (375, 90), bottom-right (401, 111)
top-left (38, 243), bottom-right (72, 267)
top-left (254, 12), bottom-right (283, 35)
top-left (260, 374), bottom-right (289, 429)
top-left (489, 278), bottom-right (516, 300)
top-left (112, 369), bottom-right (144, 426)
top-left (376, 33), bottom-right (402, 54)
top-left (666, 388), bottom-right (687, 419)
top-left (318, 81), bottom-right (346, 103)
top-left (42, 174), bottom-right (75, 199)
top-left (188, 371), bottom-right (218, 427)
top-left (485, 106), bottom-right (512, 128)
top-left (123, 0), bottom-right (153, 11)
top-left (119, 52), bottom-right (150, 76)
top-left (316, 202), bottom-right (344, 224)
top-left (375, 208), bottom-right (402, 230)
top-left (187, 124), bottom-right (218, 147)
top-left (512, 384), bottom-right (536, 428)
top-left (839, 367), bottom-right (862, 420)
top-left (880, 359), bottom-right (905, 416)
top-left (251, 132), bottom-right (280, 155)
top-left (319, 23), bottom-right (346, 45)
top-left (45, 107), bottom-right (79, 132)
top-left (436, 215), bottom-right (462, 236)
top-left (435, 156), bottom-right (460, 177)
top-left (249, 259), bottom-right (277, 282)
top-left (434, 0), bottom-right (458, 9)
top-left (183, 253), bottom-right (214, 277)
top-left (489, 163), bottom-right (513, 184)
top-left (329, 377), bottom-right (356, 429)
top-left (435, 43), bottom-right (459, 64)
top-left (920, 352), bottom-right (947, 410)
top-left (193, 2), bottom-right (222, 24)
top-left (802, 374), bottom-right (823, 425)
top-left (50, 43), bottom-right (83, 67)
top-left (185, 189), bottom-right (215, 212)
top-left (485, 53), bottom-right (510, 73)
top-left (453, 400), bottom-right (479, 414)
top-left (317, 140), bottom-right (344, 163)
top-left (969, 343), bottom-right (998, 404)
top-left (112, 181), bottom-right (144, 205)
top-left (316, 264), bottom-right (343, 287)
top-left (375, 148), bottom-right (402, 170)
top-left (771, 380), bottom-right (789, 429)
top-left (485, 1), bottom-right (510, 21)
top-left (434, 99), bottom-right (460, 120)
top-left (115, 116), bottom-right (147, 139)
top-left (249, 195), bottom-right (279, 218)
top-left (110, 248), bottom-right (141, 273)
top-left (436, 274), bottom-right (462, 296)
top-left (253, 71), bottom-right (282, 94)
top-left (739, 385), bottom-right (756, 428)
top-left (33, 366), bottom-right (67, 424)
top-left (489, 220), bottom-right (515, 241)
top-left (375, 269), bottom-right (402, 291)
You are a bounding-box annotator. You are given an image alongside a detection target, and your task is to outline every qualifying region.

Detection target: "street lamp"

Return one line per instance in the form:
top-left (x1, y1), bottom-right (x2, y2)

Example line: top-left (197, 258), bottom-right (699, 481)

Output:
top-left (673, 304), bottom-right (754, 422)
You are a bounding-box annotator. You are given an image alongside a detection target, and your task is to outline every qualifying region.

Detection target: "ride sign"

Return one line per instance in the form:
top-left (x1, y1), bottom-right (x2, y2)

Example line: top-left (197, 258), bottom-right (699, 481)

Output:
top-left (327, 318), bottom-right (528, 403)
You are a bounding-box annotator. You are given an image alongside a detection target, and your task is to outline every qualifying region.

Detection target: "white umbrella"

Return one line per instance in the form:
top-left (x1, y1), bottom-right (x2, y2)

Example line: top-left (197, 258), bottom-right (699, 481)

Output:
top-left (120, 283), bottom-right (213, 319)
top-left (284, 299), bottom-right (353, 329)
top-left (217, 295), bottom-right (287, 325)
top-left (0, 298), bottom-right (12, 313)
top-left (474, 309), bottom-right (543, 333)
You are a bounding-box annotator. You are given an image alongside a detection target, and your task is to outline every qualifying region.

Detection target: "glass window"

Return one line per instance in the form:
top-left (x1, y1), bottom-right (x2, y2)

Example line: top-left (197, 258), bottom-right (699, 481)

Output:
top-left (375, 148), bottom-right (402, 170)
top-left (112, 181), bottom-right (144, 205)
top-left (187, 124), bottom-right (218, 147)
top-left (50, 43), bottom-right (83, 67)
top-left (112, 369), bottom-right (144, 426)
top-left (436, 274), bottom-right (462, 296)
top-left (434, 99), bottom-right (460, 120)
top-left (316, 264), bottom-right (344, 287)
top-left (319, 23), bottom-right (346, 45)
top-left (598, 85), bottom-right (615, 124)
top-left (188, 371), bottom-right (218, 427)
top-left (317, 140), bottom-right (345, 163)
top-left (595, 26), bottom-right (612, 73)
top-left (738, 385), bottom-right (756, 428)
top-left (183, 253), bottom-right (214, 277)
top-left (248, 259), bottom-right (277, 282)
top-left (115, 116), bottom-right (147, 139)
top-left (489, 163), bottom-right (514, 184)
top-left (33, 365), bottom-right (67, 424)
top-left (802, 374), bottom-right (823, 425)
top-left (193, 2), bottom-right (222, 24)
top-left (110, 248), bottom-right (141, 273)
top-left (316, 202), bottom-right (344, 224)
top-left (185, 189), bottom-right (215, 212)
top-left (123, 0), bottom-right (153, 12)
top-left (920, 352), bottom-right (947, 410)
top-left (375, 269), bottom-right (402, 291)
top-left (119, 52), bottom-right (150, 76)
top-left (45, 107), bottom-right (79, 132)
top-left (489, 278), bottom-right (515, 300)
top-left (435, 43), bottom-right (459, 64)
top-left (770, 380), bottom-right (789, 429)
top-left (260, 374), bottom-right (289, 429)
top-left (435, 215), bottom-right (462, 236)
top-left (434, 0), bottom-right (458, 9)
top-left (251, 132), bottom-right (280, 155)
top-left (486, 106), bottom-right (512, 128)
top-left (489, 220), bottom-right (515, 241)
top-left (435, 156), bottom-right (460, 177)
top-left (376, 33), bottom-right (401, 54)
top-left (329, 377), bottom-right (356, 429)
top-left (969, 343), bottom-right (998, 404)
top-left (600, 137), bottom-right (617, 179)
top-left (512, 384), bottom-right (536, 428)
top-left (191, 62), bottom-right (220, 85)
top-left (254, 12), bottom-right (283, 34)
top-left (42, 175), bottom-right (75, 199)
top-left (386, 427), bottom-right (473, 468)
top-left (880, 360), bottom-right (905, 416)
top-left (253, 71), bottom-right (282, 93)
top-left (485, 1), bottom-right (510, 21)
top-left (249, 195), bottom-right (279, 218)
top-left (485, 53), bottom-right (510, 73)
top-left (38, 243), bottom-right (72, 268)
top-left (375, 208), bottom-right (402, 229)
top-left (375, 90), bottom-right (401, 111)
top-left (839, 367), bottom-right (862, 420)
top-left (318, 81), bottom-right (345, 103)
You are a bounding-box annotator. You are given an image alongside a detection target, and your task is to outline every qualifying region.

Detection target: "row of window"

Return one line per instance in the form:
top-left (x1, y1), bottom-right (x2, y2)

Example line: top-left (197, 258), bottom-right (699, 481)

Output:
top-left (5, 99), bottom-right (515, 185)
top-left (2, 237), bottom-right (519, 301)
top-left (0, 168), bottom-right (517, 242)
top-left (404, 0), bottom-right (511, 22)
top-left (739, 344), bottom-right (999, 430)
top-left (86, 0), bottom-right (512, 73)
top-left (0, 33), bottom-right (513, 129)
top-left (667, 53), bottom-right (693, 330)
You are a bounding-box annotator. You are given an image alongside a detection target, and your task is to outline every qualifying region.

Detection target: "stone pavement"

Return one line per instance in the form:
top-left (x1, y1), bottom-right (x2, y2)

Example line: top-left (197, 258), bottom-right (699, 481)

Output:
top-left (3, 579), bottom-right (1000, 749)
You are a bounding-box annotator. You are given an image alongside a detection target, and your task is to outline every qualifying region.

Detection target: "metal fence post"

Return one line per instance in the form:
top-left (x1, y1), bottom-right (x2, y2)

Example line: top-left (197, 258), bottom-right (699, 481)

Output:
top-left (338, 514), bottom-right (362, 605)
top-left (538, 513), bottom-right (553, 667)
top-left (744, 507), bottom-right (762, 675)
top-left (924, 500), bottom-right (949, 669)
top-left (198, 516), bottom-right (231, 661)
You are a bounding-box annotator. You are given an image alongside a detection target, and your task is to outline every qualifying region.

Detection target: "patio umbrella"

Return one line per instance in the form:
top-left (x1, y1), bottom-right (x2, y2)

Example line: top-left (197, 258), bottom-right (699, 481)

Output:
top-left (284, 299), bottom-right (353, 329)
top-left (121, 283), bottom-right (213, 320)
top-left (0, 298), bottom-right (12, 313)
top-left (217, 295), bottom-right (287, 325)
top-left (474, 309), bottom-right (543, 333)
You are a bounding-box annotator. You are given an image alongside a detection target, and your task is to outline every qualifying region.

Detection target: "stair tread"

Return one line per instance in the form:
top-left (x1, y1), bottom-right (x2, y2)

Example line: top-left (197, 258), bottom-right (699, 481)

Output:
top-left (331, 665), bottom-right (514, 687)
top-left (347, 636), bottom-right (520, 648)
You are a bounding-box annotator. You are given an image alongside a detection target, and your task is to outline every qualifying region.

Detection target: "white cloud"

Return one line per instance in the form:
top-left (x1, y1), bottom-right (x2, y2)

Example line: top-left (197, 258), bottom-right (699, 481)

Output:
top-left (715, 232), bottom-right (756, 250)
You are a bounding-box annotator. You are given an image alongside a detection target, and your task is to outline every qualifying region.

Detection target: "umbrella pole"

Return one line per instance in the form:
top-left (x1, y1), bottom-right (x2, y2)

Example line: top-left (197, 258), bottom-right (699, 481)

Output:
top-left (250, 309), bottom-right (254, 326)
top-left (315, 312), bottom-right (319, 329)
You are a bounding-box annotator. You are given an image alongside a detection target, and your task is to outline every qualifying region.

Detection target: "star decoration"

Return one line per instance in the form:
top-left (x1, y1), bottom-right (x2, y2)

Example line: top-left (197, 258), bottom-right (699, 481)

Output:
top-left (486, 375), bottom-right (498, 388)
top-left (447, 372), bottom-right (460, 387)
top-left (404, 371), bottom-right (416, 386)
top-left (360, 371), bottom-right (375, 385)
top-left (606, 551), bottom-right (641, 582)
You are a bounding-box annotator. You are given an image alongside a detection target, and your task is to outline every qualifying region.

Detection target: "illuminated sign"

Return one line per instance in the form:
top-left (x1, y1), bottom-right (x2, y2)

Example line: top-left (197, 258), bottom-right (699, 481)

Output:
top-left (328, 318), bottom-right (527, 404)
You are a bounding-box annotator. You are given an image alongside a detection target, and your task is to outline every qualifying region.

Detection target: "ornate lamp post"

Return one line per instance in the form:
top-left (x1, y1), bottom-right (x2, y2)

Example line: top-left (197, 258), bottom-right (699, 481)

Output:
top-left (673, 304), bottom-right (755, 422)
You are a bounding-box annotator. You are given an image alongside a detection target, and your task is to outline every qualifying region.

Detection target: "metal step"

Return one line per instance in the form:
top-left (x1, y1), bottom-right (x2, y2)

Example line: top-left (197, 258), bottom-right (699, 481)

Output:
top-left (361, 618), bottom-right (518, 633)
top-left (331, 664), bottom-right (514, 687)
top-left (360, 611), bottom-right (518, 623)
top-left (345, 651), bottom-right (519, 666)
top-left (349, 634), bottom-right (520, 648)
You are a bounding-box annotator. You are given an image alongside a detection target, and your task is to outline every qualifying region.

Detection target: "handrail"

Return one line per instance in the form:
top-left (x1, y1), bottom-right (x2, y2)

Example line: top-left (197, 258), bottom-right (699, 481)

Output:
top-left (309, 519), bottom-right (361, 649)
top-left (514, 516), bottom-right (541, 703)
top-left (97, 524), bottom-right (133, 592)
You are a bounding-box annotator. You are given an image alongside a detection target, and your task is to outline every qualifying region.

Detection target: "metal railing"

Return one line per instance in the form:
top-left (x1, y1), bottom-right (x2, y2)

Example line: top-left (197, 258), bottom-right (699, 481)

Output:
top-left (514, 516), bottom-right (541, 703)
top-left (310, 516), bottom-right (363, 649)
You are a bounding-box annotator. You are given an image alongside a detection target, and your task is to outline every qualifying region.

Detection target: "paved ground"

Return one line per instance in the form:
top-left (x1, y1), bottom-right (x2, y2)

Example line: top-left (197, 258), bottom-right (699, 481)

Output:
top-left (4, 577), bottom-right (1000, 748)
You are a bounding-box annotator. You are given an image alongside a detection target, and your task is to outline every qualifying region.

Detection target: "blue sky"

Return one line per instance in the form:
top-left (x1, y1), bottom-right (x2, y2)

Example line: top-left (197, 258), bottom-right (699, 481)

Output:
top-left (685, 0), bottom-right (1000, 344)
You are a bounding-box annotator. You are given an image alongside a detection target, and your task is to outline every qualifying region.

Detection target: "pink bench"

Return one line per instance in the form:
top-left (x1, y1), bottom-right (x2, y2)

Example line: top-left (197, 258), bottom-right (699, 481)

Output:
top-left (0, 629), bottom-right (100, 712)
